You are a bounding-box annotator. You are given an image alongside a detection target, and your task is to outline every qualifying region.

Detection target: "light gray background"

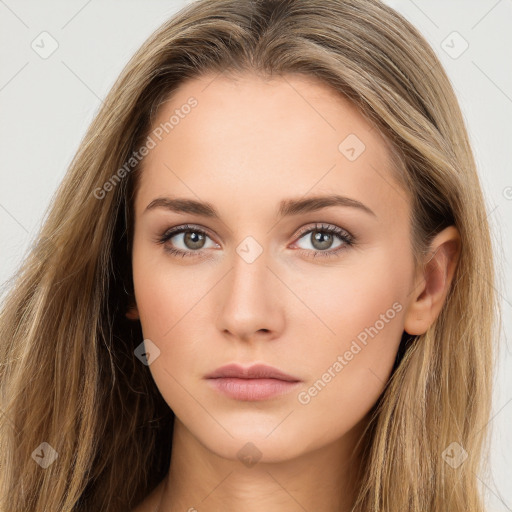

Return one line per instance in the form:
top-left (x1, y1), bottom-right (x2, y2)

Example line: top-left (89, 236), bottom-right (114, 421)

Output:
top-left (0, 0), bottom-right (510, 509)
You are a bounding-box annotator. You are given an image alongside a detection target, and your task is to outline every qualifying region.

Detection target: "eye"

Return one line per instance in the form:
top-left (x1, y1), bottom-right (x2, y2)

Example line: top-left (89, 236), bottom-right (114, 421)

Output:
top-left (157, 224), bottom-right (218, 258)
top-left (156, 222), bottom-right (355, 260)
top-left (291, 223), bottom-right (354, 259)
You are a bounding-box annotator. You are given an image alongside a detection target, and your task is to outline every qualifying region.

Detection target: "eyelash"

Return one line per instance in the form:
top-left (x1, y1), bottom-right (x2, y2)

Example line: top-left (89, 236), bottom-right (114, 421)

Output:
top-left (156, 223), bottom-right (355, 260)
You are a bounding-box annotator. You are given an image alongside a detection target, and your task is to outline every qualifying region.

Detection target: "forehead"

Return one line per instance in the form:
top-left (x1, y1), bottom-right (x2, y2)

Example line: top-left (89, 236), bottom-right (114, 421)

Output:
top-left (135, 72), bottom-right (409, 225)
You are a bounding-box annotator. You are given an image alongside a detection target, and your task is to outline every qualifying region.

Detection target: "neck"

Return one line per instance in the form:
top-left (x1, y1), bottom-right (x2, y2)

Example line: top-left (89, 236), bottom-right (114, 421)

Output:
top-left (157, 417), bottom-right (367, 512)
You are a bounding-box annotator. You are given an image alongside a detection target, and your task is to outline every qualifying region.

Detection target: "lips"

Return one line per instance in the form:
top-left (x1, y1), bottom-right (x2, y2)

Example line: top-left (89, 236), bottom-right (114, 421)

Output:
top-left (204, 363), bottom-right (300, 382)
top-left (204, 363), bottom-right (301, 401)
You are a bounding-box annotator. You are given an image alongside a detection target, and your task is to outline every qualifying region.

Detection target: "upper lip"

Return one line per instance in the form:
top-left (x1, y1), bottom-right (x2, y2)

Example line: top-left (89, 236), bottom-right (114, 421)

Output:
top-left (205, 363), bottom-right (300, 382)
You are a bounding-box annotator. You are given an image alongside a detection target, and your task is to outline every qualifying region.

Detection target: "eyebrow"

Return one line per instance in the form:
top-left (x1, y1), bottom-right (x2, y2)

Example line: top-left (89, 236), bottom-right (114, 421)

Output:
top-left (144, 194), bottom-right (376, 219)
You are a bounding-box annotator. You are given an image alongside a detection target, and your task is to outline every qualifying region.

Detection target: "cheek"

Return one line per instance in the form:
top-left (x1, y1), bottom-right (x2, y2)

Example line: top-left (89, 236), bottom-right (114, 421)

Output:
top-left (131, 245), bottom-right (219, 385)
top-left (291, 250), bottom-right (407, 346)
top-left (131, 252), bottom-right (213, 416)
top-left (131, 238), bottom-right (207, 339)
top-left (291, 252), bottom-right (408, 415)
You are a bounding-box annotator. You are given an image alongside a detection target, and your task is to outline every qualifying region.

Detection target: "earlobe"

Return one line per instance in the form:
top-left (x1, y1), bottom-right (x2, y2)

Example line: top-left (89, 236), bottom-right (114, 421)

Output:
top-left (404, 226), bottom-right (461, 336)
top-left (126, 305), bottom-right (140, 320)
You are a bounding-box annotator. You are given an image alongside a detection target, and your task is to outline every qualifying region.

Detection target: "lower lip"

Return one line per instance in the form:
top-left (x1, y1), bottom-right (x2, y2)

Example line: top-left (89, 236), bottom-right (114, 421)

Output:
top-left (206, 377), bottom-right (301, 401)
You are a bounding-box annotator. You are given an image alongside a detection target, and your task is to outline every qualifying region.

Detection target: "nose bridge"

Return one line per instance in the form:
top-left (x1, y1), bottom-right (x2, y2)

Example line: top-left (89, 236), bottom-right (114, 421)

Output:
top-left (228, 237), bottom-right (272, 308)
top-left (216, 234), bottom-right (283, 340)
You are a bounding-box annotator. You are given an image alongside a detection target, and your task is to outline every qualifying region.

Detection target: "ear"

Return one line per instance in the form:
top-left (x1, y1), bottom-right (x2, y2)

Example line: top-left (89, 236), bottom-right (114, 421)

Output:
top-left (404, 226), bottom-right (461, 336)
top-left (126, 304), bottom-right (140, 320)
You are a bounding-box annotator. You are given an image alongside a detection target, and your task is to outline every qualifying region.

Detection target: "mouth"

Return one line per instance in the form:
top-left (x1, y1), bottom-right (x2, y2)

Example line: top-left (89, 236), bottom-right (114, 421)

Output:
top-left (204, 363), bottom-right (301, 401)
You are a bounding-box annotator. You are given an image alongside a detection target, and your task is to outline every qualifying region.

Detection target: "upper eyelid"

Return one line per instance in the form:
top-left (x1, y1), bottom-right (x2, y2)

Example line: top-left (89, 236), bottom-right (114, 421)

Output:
top-left (294, 223), bottom-right (351, 238)
top-left (161, 224), bottom-right (217, 242)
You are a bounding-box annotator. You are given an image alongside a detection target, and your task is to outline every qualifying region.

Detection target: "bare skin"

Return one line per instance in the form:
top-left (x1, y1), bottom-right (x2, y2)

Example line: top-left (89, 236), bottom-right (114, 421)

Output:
top-left (128, 72), bottom-right (460, 512)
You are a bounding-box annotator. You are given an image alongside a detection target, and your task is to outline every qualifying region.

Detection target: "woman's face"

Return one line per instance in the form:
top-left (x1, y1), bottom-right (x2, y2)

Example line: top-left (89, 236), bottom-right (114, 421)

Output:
top-left (130, 72), bottom-right (417, 461)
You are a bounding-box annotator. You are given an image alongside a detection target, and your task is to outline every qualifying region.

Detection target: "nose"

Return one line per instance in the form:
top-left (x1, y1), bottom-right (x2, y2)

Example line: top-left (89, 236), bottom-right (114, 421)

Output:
top-left (215, 246), bottom-right (285, 343)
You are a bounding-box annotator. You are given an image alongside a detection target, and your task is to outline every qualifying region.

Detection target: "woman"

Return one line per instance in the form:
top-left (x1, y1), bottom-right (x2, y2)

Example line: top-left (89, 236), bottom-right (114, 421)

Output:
top-left (0, 0), bottom-right (498, 511)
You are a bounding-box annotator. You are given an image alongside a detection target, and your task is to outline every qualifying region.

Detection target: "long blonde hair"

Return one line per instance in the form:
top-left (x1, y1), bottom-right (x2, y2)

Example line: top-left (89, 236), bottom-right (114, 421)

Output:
top-left (0, 0), bottom-right (498, 510)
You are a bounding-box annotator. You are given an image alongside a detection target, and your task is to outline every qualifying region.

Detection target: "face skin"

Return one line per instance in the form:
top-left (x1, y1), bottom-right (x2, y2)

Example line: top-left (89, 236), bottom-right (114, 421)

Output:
top-left (128, 72), bottom-right (460, 512)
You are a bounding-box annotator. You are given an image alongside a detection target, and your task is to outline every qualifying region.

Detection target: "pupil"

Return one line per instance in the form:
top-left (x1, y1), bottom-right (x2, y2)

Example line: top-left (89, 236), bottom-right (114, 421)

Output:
top-left (185, 231), bottom-right (205, 249)
top-left (313, 231), bottom-right (332, 250)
